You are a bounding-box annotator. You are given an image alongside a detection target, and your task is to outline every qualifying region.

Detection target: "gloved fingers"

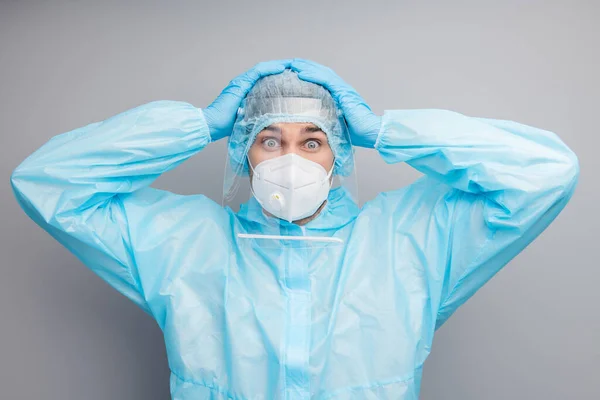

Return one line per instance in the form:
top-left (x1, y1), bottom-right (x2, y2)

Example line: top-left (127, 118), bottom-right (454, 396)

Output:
top-left (291, 58), bottom-right (337, 76)
top-left (224, 59), bottom-right (293, 99)
top-left (290, 58), bottom-right (340, 90)
top-left (337, 91), bottom-right (373, 113)
top-left (290, 59), bottom-right (365, 109)
top-left (251, 59), bottom-right (294, 75)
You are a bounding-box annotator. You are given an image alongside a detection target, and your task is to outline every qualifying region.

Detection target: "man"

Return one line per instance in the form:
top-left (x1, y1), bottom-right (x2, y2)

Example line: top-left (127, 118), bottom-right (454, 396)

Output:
top-left (11, 58), bottom-right (579, 399)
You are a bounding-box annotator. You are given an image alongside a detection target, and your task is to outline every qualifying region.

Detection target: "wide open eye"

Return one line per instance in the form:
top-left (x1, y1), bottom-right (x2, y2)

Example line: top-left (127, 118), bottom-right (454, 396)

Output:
top-left (305, 140), bottom-right (321, 150)
top-left (262, 137), bottom-right (280, 150)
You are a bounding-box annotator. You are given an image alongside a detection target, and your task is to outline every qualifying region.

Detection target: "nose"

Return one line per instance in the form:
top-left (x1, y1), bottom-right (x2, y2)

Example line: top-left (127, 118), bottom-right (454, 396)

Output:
top-left (281, 144), bottom-right (301, 156)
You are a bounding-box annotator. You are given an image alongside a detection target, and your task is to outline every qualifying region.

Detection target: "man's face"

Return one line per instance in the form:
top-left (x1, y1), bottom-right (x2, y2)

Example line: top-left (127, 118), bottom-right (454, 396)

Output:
top-left (247, 122), bottom-right (334, 171)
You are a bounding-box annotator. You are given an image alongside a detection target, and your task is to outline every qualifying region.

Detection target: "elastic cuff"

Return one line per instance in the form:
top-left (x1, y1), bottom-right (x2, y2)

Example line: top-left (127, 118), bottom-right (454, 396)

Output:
top-left (197, 108), bottom-right (214, 143)
top-left (373, 112), bottom-right (388, 150)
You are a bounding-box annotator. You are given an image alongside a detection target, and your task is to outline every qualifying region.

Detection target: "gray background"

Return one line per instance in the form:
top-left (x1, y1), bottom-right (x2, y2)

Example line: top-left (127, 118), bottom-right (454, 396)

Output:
top-left (1, 1), bottom-right (597, 399)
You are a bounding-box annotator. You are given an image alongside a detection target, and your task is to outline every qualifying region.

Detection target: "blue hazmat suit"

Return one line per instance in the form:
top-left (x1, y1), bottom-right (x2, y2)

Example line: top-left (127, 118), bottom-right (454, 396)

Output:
top-left (10, 59), bottom-right (579, 399)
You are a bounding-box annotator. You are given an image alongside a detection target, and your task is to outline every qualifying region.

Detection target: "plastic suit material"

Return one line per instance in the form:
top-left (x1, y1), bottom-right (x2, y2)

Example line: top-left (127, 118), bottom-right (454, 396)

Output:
top-left (11, 61), bottom-right (579, 399)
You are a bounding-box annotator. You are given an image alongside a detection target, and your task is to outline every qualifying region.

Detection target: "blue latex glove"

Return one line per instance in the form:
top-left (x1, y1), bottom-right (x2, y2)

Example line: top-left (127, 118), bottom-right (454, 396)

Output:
top-left (204, 59), bottom-right (292, 141)
top-left (290, 58), bottom-right (381, 148)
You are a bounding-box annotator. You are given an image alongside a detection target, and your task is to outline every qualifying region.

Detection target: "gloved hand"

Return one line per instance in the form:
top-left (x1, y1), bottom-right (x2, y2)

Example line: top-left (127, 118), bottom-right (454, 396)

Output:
top-left (290, 58), bottom-right (381, 148)
top-left (203, 59), bottom-right (292, 141)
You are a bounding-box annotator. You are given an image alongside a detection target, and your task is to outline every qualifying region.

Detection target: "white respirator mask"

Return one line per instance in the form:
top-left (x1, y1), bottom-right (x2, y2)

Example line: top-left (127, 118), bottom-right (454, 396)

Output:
top-left (249, 153), bottom-right (334, 223)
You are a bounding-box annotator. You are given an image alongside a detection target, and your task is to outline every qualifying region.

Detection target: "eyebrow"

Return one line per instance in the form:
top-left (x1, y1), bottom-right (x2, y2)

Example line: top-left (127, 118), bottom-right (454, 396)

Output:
top-left (262, 125), bottom-right (282, 134)
top-left (260, 124), bottom-right (325, 135)
top-left (302, 125), bottom-right (324, 134)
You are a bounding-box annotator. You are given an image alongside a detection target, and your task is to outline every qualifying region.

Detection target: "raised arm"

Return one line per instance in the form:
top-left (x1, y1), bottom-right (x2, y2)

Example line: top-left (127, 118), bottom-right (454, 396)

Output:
top-left (10, 60), bottom-right (292, 315)
top-left (10, 100), bottom-right (212, 314)
top-left (375, 110), bottom-right (579, 328)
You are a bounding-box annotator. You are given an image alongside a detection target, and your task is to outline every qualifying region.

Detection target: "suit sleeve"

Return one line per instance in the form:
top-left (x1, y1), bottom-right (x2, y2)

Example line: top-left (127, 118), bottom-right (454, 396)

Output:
top-left (374, 109), bottom-right (579, 329)
top-left (10, 100), bottom-right (213, 315)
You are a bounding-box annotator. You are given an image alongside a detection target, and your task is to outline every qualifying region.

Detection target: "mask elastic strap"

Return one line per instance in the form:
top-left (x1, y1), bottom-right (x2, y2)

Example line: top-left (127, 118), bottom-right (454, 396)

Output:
top-left (323, 158), bottom-right (335, 183)
top-left (247, 159), bottom-right (262, 205)
top-left (247, 158), bottom-right (259, 180)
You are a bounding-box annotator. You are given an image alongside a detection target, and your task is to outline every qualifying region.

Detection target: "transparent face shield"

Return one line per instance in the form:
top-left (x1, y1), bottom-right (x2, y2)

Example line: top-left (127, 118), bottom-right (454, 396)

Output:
top-left (222, 70), bottom-right (358, 247)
